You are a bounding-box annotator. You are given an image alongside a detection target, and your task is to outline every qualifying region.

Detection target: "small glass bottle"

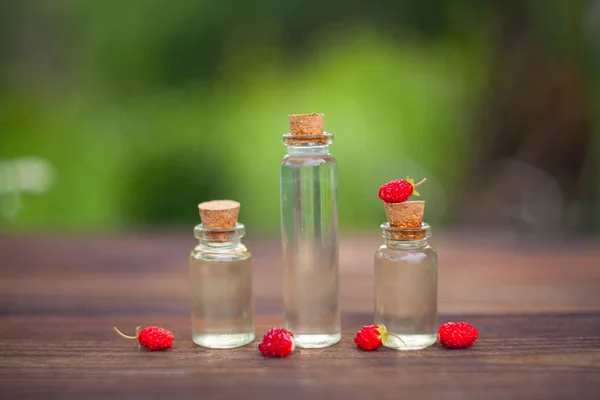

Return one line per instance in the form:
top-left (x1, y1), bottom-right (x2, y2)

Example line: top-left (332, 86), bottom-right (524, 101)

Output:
top-left (190, 200), bottom-right (254, 349)
top-left (280, 113), bottom-right (341, 348)
top-left (374, 200), bottom-right (438, 350)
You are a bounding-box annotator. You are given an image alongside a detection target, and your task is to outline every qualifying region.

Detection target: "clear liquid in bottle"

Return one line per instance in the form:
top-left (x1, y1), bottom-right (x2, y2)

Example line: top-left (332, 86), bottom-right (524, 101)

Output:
top-left (374, 222), bottom-right (437, 350)
top-left (280, 117), bottom-right (340, 348)
top-left (190, 254), bottom-right (254, 348)
top-left (190, 201), bottom-right (254, 349)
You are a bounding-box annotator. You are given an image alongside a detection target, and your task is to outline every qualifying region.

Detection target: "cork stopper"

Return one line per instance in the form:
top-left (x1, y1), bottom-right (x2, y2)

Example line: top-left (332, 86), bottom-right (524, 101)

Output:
top-left (198, 200), bottom-right (240, 241)
top-left (285, 113), bottom-right (329, 146)
top-left (288, 113), bottom-right (324, 136)
top-left (384, 201), bottom-right (426, 240)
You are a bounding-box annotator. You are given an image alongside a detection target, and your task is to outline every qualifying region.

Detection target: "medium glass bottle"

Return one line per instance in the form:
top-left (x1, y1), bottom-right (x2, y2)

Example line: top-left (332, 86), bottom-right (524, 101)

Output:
top-left (190, 200), bottom-right (254, 349)
top-left (374, 222), bottom-right (438, 350)
top-left (280, 113), bottom-right (340, 348)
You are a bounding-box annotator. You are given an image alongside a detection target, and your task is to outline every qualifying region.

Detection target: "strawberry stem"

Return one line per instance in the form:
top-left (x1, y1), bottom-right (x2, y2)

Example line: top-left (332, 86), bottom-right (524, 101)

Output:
top-left (377, 324), bottom-right (407, 347)
top-left (414, 178), bottom-right (426, 188)
top-left (135, 326), bottom-right (142, 350)
top-left (113, 327), bottom-right (137, 340)
top-left (386, 331), bottom-right (407, 346)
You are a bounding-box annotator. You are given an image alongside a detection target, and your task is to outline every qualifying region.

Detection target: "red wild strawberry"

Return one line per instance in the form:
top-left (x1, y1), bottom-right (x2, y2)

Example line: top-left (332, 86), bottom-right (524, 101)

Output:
top-left (114, 326), bottom-right (174, 351)
top-left (354, 324), bottom-right (405, 351)
top-left (378, 177), bottom-right (426, 203)
top-left (438, 321), bottom-right (479, 349)
top-left (258, 327), bottom-right (295, 358)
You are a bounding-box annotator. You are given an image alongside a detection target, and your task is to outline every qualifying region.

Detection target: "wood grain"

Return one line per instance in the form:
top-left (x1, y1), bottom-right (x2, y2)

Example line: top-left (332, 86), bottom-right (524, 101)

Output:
top-left (1, 232), bottom-right (599, 399)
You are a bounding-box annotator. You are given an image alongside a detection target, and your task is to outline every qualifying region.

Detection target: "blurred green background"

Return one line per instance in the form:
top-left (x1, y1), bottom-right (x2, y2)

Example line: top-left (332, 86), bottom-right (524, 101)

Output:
top-left (1, 0), bottom-right (598, 234)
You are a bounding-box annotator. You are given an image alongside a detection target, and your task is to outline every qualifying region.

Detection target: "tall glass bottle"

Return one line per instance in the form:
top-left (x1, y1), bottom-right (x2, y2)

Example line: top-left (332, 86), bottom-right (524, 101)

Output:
top-left (374, 217), bottom-right (438, 350)
top-left (190, 200), bottom-right (254, 349)
top-left (280, 113), bottom-right (340, 348)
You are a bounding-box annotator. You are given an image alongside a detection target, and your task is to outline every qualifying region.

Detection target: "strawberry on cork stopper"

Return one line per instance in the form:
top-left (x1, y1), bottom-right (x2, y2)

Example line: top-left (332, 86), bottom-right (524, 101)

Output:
top-left (379, 177), bottom-right (427, 238)
top-left (378, 177), bottom-right (426, 204)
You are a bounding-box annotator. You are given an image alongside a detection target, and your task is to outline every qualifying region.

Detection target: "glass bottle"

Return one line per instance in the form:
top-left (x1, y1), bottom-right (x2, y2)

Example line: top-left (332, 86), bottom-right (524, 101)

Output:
top-left (190, 201), bottom-right (254, 349)
top-left (280, 113), bottom-right (340, 348)
top-left (374, 222), bottom-right (438, 350)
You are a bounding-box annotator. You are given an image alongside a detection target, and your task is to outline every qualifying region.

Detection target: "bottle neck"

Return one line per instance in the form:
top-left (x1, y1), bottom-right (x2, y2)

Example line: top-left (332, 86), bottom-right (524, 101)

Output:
top-left (194, 222), bottom-right (246, 250)
top-left (380, 221), bottom-right (431, 249)
top-left (282, 131), bottom-right (333, 153)
top-left (384, 237), bottom-right (429, 249)
top-left (198, 238), bottom-right (242, 250)
top-left (286, 145), bottom-right (330, 156)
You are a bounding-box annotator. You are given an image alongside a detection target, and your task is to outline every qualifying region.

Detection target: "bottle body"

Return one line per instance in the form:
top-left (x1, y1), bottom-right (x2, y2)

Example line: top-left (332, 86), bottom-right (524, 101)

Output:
top-left (190, 224), bottom-right (254, 348)
top-left (374, 223), bottom-right (438, 350)
top-left (280, 143), bottom-right (340, 348)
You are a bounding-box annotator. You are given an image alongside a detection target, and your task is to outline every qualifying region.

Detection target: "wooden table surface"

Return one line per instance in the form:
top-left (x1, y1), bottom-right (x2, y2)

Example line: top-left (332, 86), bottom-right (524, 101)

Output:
top-left (1, 231), bottom-right (600, 399)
